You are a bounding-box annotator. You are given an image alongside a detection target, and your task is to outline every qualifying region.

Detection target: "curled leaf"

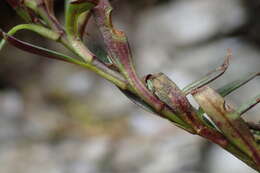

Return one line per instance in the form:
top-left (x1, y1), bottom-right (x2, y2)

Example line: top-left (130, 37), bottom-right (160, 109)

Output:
top-left (65, 0), bottom-right (98, 37)
top-left (64, 0), bottom-right (98, 63)
top-left (93, 0), bottom-right (164, 111)
top-left (192, 86), bottom-right (260, 165)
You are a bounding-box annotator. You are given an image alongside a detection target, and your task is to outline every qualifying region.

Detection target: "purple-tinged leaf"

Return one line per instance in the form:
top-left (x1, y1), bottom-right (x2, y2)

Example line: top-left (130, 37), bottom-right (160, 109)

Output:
top-left (193, 86), bottom-right (260, 166)
top-left (147, 73), bottom-right (228, 146)
top-left (0, 30), bottom-right (76, 64)
top-left (93, 0), bottom-right (164, 111)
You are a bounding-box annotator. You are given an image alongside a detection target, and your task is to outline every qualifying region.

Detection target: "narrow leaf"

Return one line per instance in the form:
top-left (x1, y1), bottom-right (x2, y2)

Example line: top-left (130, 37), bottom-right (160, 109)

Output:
top-left (237, 94), bottom-right (260, 115)
top-left (119, 88), bottom-right (156, 114)
top-left (119, 88), bottom-right (196, 133)
top-left (0, 30), bottom-right (79, 64)
top-left (217, 72), bottom-right (260, 97)
top-left (183, 49), bottom-right (231, 95)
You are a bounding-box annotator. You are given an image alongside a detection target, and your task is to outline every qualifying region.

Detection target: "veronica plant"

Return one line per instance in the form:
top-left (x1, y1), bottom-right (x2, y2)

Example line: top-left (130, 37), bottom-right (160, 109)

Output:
top-left (1, 0), bottom-right (260, 171)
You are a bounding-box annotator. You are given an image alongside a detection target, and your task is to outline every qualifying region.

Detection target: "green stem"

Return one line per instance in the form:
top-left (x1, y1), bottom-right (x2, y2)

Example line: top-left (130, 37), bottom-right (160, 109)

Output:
top-left (0, 24), bottom-right (60, 50)
top-left (58, 36), bottom-right (128, 90)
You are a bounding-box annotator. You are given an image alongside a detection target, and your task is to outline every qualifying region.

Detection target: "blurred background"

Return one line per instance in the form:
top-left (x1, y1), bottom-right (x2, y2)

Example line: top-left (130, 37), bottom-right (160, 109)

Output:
top-left (0, 0), bottom-right (259, 172)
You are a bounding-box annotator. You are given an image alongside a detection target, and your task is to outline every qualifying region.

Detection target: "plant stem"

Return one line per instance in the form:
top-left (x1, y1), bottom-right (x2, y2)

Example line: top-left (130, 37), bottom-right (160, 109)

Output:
top-left (0, 24), bottom-right (60, 50)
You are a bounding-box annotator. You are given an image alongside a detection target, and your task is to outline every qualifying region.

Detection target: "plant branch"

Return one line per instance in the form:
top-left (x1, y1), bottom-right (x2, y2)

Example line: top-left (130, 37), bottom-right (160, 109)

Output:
top-left (0, 30), bottom-right (128, 89)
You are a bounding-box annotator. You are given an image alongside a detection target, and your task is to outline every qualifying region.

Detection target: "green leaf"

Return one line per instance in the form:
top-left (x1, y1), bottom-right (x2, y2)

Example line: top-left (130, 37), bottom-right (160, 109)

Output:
top-left (89, 44), bottom-right (111, 63)
top-left (64, 0), bottom-right (98, 63)
top-left (65, 0), bottom-right (98, 37)
top-left (183, 49), bottom-right (231, 95)
top-left (217, 72), bottom-right (259, 97)
top-left (119, 88), bottom-right (157, 114)
top-left (237, 94), bottom-right (260, 115)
